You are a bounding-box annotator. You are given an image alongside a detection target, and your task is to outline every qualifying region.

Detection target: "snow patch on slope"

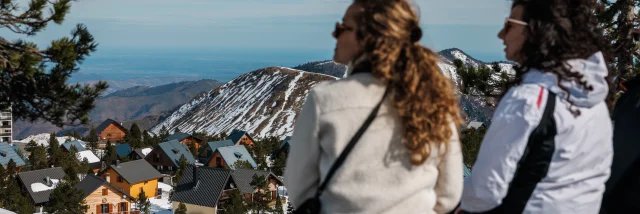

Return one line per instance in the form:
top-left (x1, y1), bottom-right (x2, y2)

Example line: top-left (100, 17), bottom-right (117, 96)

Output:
top-left (14, 133), bottom-right (78, 147)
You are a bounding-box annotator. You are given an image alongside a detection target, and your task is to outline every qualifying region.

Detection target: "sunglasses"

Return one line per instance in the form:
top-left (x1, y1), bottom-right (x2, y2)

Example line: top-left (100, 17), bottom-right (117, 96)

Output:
top-left (333, 22), bottom-right (354, 38)
top-left (503, 18), bottom-right (528, 32)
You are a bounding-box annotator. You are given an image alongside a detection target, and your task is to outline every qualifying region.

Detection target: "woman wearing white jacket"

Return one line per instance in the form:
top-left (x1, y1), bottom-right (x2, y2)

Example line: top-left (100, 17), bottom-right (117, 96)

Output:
top-left (284, 0), bottom-right (464, 213)
top-left (458, 0), bottom-right (614, 213)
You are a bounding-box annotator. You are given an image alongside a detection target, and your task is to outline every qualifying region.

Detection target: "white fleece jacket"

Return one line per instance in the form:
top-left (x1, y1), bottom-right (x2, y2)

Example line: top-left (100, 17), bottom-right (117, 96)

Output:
top-left (283, 72), bottom-right (463, 214)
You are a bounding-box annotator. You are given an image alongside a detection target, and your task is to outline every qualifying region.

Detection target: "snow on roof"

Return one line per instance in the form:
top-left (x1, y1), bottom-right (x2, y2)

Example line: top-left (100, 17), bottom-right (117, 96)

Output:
top-left (77, 151), bottom-right (100, 163)
top-left (141, 148), bottom-right (153, 156)
top-left (30, 179), bottom-right (60, 192)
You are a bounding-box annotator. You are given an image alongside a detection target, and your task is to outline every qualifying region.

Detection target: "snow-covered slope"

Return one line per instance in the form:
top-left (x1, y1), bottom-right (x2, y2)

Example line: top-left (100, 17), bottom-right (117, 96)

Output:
top-left (150, 67), bottom-right (338, 138)
top-left (13, 133), bottom-right (78, 147)
top-left (151, 48), bottom-right (512, 138)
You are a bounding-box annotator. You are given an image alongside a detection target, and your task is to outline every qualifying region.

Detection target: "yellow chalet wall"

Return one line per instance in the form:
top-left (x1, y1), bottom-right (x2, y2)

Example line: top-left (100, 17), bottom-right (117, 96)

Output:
top-left (103, 168), bottom-right (158, 199)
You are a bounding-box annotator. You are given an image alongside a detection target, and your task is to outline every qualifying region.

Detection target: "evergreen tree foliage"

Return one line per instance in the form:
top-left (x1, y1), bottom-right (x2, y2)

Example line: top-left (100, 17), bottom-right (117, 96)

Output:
top-left (87, 126), bottom-right (98, 151)
top-left (188, 142), bottom-right (197, 157)
top-left (103, 140), bottom-right (118, 164)
top-left (250, 174), bottom-right (272, 213)
top-left (4, 178), bottom-right (35, 214)
top-left (62, 146), bottom-right (81, 183)
top-left (6, 159), bottom-right (17, 178)
top-left (460, 126), bottom-right (488, 167)
top-left (271, 152), bottom-right (287, 177)
top-left (25, 140), bottom-right (38, 153)
top-left (130, 123), bottom-right (142, 140)
top-left (275, 195), bottom-right (284, 214)
top-left (597, 0), bottom-right (638, 80)
top-left (45, 180), bottom-right (88, 213)
top-left (223, 189), bottom-right (248, 214)
top-left (28, 145), bottom-right (48, 170)
top-left (174, 155), bottom-right (188, 183)
top-left (137, 188), bottom-right (151, 214)
top-left (0, 0), bottom-right (106, 127)
top-left (159, 126), bottom-right (170, 140)
top-left (47, 132), bottom-right (62, 167)
top-left (80, 158), bottom-right (91, 178)
top-left (175, 202), bottom-right (188, 214)
top-left (456, 59), bottom-right (512, 106)
top-left (232, 160), bottom-right (253, 169)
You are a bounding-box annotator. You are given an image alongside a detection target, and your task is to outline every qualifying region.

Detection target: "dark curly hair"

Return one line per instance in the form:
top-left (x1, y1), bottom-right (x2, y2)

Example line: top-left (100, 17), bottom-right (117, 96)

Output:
top-left (511, 0), bottom-right (614, 115)
top-left (351, 0), bottom-right (463, 165)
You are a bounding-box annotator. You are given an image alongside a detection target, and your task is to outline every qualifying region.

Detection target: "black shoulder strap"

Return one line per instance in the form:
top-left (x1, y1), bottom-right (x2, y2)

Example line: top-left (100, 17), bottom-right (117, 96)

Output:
top-left (314, 86), bottom-right (391, 197)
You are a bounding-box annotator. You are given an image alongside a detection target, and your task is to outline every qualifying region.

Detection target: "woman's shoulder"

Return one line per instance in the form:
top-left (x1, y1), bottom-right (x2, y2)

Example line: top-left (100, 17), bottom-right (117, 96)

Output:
top-left (308, 73), bottom-right (387, 112)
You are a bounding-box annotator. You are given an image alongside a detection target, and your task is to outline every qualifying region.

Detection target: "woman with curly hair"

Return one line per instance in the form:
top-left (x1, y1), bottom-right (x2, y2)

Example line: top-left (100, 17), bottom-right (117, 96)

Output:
top-left (458, 0), bottom-right (613, 213)
top-left (284, 0), bottom-right (464, 213)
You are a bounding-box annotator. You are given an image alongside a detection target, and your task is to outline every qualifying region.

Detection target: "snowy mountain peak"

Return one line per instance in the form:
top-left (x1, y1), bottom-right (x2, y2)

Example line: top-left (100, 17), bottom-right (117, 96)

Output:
top-left (150, 67), bottom-right (338, 138)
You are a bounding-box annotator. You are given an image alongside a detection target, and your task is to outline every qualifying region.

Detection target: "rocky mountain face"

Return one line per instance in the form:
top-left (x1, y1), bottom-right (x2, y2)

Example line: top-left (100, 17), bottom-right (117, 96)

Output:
top-left (13, 79), bottom-right (222, 139)
top-left (151, 48), bottom-right (513, 139)
top-left (150, 67), bottom-right (337, 138)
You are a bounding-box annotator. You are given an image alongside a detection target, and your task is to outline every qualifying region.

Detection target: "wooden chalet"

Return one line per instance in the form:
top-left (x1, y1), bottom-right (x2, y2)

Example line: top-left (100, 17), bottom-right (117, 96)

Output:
top-left (95, 119), bottom-right (127, 145)
top-left (145, 140), bottom-right (196, 174)
top-left (75, 174), bottom-right (139, 214)
top-left (206, 145), bottom-right (257, 170)
top-left (230, 169), bottom-right (284, 204)
top-left (198, 140), bottom-right (235, 163)
top-left (101, 160), bottom-right (163, 199)
top-left (164, 132), bottom-right (203, 150)
top-left (171, 166), bottom-right (238, 213)
top-left (228, 130), bottom-right (255, 148)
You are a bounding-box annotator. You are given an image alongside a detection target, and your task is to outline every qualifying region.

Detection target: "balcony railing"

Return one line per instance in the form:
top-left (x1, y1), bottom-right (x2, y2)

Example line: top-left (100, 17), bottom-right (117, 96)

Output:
top-left (100, 211), bottom-right (140, 214)
top-left (0, 125), bottom-right (10, 128)
top-left (0, 116), bottom-right (11, 120)
top-left (0, 133), bottom-right (11, 136)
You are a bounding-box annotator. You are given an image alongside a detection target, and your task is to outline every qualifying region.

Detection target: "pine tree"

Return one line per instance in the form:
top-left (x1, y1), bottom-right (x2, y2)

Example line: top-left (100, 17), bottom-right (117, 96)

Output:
top-left (232, 160), bottom-right (253, 169)
top-left (159, 126), bottom-right (170, 140)
top-left (174, 155), bottom-right (188, 183)
top-left (62, 146), bottom-right (81, 183)
top-left (25, 140), bottom-right (38, 153)
top-left (28, 145), bottom-right (48, 170)
top-left (250, 174), bottom-right (272, 214)
top-left (87, 126), bottom-right (98, 151)
top-left (130, 123), bottom-right (142, 140)
top-left (175, 202), bottom-right (188, 214)
top-left (460, 126), bottom-right (488, 167)
top-left (456, 59), bottom-right (512, 106)
top-left (6, 159), bottom-right (17, 178)
top-left (271, 153), bottom-right (287, 177)
top-left (275, 195), bottom-right (284, 214)
top-left (80, 158), bottom-right (91, 178)
top-left (142, 130), bottom-right (153, 147)
top-left (137, 188), bottom-right (151, 214)
top-left (597, 0), bottom-right (637, 80)
top-left (188, 141), bottom-right (198, 157)
top-left (47, 132), bottom-right (62, 166)
top-left (45, 180), bottom-right (88, 213)
top-left (4, 178), bottom-right (35, 214)
top-left (0, 0), bottom-right (105, 127)
top-left (224, 189), bottom-right (248, 214)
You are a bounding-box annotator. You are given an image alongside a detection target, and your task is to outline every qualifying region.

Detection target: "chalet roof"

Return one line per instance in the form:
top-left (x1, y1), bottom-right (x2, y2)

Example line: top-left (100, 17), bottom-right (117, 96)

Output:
top-left (228, 129), bottom-right (253, 144)
top-left (171, 166), bottom-right (233, 208)
top-left (17, 167), bottom-right (66, 204)
top-left (77, 150), bottom-right (100, 163)
top-left (216, 145), bottom-right (257, 169)
top-left (157, 140), bottom-right (196, 167)
top-left (132, 147), bottom-right (153, 159)
top-left (75, 174), bottom-right (134, 199)
top-left (270, 136), bottom-right (291, 160)
top-left (206, 140), bottom-right (235, 152)
top-left (95, 118), bottom-right (127, 135)
top-left (164, 132), bottom-right (202, 142)
top-left (61, 140), bottom-right (86, 152)
top-left (230, 168), bottom-right (283, 194)
top-left (466, 121), bottom-right (485, 129)
top-left (463, 164), bottom-right (472, 178)
top-left (0, 142), bottom-right (25, 169)
top-left (108, 160), bottom-right (163, 184)
top-left (114, 144), bottom-right (132, 157)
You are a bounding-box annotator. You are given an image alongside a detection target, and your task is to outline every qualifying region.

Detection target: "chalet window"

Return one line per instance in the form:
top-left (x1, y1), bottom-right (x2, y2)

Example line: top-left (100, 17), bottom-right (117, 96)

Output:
top-left (117, 176), bottom-right (123, 183)
top-left (102, 188), bottom-right (108, 196)
top-left (168, 166), bottom-right (173, 171)
top-left (216, 157), bottom-right (222, 167)
top-left (153, 153), bottom-right (160, 162)
top-left (120, 202), bottom-right (127, 211)
top-left (107, 133), bottom-right (111, 137)
top-left (101, 204), bottom-right (109, 214)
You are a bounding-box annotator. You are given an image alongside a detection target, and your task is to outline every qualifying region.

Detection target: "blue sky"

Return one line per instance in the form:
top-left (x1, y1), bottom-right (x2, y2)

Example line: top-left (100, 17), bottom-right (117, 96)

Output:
top-left (6, 0), bottom-right (512, 61)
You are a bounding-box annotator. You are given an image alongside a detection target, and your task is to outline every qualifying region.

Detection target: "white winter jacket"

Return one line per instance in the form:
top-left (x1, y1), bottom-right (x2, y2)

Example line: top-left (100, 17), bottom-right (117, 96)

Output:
top-left (460, 52), bottom-right (613, 214)
top-left (284, 71), bottom-right (463, 214)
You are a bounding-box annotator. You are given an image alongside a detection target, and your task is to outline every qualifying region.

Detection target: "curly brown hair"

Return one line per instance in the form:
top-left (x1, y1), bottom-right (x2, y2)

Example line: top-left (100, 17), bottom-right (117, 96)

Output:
top-left (351, 0), bottom-right (463, 165)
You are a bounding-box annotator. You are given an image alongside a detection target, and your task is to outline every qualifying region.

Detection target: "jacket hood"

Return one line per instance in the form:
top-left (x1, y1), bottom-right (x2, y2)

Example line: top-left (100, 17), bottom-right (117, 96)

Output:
top-left (522, 51), bottom-right (609, 108)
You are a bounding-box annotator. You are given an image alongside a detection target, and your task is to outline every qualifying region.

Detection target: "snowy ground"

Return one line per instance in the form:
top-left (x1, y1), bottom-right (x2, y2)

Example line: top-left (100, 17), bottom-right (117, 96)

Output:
top-left (13, 133), bottom-right (78, 147)
top-left (148, 182), bottom-right (173, 213)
